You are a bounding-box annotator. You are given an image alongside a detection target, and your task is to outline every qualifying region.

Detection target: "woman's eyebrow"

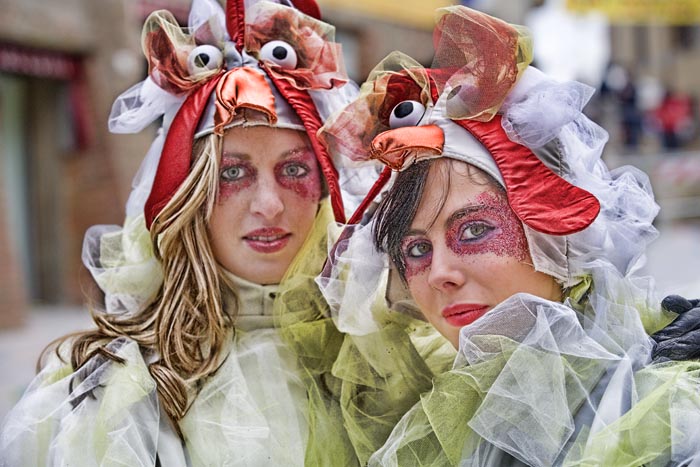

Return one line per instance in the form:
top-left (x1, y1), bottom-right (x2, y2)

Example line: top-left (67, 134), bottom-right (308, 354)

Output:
top-left (280, 145), bottom-right (313, 160)
top-left (221, 151), bottom-right (250, 161)
top-left (445, 205), bottom-right (484, 227)
top-left (405, 228), bottom-right (427, 237)
top-left (406, 205), bottom-right (484, 237)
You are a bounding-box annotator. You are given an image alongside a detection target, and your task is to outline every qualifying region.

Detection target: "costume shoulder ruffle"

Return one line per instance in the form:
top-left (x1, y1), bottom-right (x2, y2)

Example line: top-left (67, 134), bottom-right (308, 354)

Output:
top-left (368, 294), bottom-right (700, 467)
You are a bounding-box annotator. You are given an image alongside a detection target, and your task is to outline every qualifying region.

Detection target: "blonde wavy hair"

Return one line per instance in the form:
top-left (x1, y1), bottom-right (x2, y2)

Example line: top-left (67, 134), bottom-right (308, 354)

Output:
top-left (47, 134), bottom-right (237, 433)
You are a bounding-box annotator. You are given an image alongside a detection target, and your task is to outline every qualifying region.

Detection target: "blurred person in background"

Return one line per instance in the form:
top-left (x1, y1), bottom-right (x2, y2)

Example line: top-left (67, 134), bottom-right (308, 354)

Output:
top-left (600, 63), bottom-right (644, 151)
top-left (651, 87), bottom-right (697, 150)
top-left (615, 68), bottom-right (643, 150)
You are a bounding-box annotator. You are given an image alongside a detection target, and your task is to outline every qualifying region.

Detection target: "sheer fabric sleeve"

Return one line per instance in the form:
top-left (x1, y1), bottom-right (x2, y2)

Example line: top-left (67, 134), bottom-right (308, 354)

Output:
top-left (0, 338), bottom-right (161, 467)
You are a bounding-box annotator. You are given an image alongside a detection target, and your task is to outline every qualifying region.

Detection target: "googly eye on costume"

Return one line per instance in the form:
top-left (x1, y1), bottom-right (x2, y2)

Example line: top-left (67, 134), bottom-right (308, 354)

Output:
top-left (389, 100), bottom-right (426, 129)
top-left (187, 45), bottom-right (224, 76)
top-left (259, 40), bottom-right (298, 69)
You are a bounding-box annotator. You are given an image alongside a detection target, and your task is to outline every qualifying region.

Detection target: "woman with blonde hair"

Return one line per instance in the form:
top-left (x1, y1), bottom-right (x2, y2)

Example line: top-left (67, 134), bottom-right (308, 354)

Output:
top-left (0, 0), bottom-right (364, 465)
top-left (320, 6), bottom-right (700, 466)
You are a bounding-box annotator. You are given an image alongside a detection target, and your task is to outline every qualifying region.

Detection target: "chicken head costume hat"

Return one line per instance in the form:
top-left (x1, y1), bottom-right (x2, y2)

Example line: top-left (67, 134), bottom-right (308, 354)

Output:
top-left (85, 0), bottom-right (352, 315)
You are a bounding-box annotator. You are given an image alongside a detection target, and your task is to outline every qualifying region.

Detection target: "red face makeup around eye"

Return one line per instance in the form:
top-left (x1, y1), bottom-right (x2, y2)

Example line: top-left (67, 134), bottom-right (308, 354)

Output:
top-left (445, 191), bottom-right (529, 261)
top-left (218, 157), bottom-right (256, 201)
top-left (401, 237), bottom-right (433, 281)
top-left (274, 149), bottom-right (322, 201)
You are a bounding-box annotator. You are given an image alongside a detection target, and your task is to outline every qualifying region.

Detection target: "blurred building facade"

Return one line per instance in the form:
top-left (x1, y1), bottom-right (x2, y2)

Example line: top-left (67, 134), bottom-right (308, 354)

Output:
top-left (0, 0), bottom-right (191, 327)
top-left (1, 0), bottom-right (699, 328)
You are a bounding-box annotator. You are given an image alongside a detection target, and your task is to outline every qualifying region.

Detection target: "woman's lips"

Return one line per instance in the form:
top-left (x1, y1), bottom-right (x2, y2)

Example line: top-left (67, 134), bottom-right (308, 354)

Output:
top-left (243, 228), bottom-right (291, 253)
top-left (441, 303), bottom-right (489, 327)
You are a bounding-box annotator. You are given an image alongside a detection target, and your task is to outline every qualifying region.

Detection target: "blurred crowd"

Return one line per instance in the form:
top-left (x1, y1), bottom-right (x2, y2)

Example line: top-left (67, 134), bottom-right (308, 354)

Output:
top-left (599, 62), bottom-right (699, 153)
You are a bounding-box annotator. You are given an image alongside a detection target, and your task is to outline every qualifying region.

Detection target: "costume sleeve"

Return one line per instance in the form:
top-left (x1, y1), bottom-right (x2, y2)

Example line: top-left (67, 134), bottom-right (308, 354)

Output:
top-left (564, 361), bottom-right (700, 466)
top-left (0, 338), bottom-right (161, 467)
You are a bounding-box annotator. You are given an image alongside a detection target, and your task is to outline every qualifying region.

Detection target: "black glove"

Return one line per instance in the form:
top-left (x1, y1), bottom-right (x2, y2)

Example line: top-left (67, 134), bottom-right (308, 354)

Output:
top-left (650, 295), bottom-right (700, 363)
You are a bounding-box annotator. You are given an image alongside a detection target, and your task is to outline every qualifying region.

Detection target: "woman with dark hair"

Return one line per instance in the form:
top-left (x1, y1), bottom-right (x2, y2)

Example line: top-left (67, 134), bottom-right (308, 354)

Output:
top-left (0, 0), bottom-right (365, 465)
top-left (320, 6), bottom-right (700, 466)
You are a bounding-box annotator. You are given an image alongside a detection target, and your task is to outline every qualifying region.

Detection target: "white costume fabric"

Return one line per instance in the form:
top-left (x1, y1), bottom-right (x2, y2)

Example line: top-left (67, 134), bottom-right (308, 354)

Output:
top-left (0, 274), bottom-right (310, 466)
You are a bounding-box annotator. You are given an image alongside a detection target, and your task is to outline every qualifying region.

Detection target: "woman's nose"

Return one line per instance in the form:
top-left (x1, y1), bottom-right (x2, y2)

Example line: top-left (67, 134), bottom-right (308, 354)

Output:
top-left (426, 243), bottom-right (466, 292)
top-left (249, 177), bottom-right (285, 219)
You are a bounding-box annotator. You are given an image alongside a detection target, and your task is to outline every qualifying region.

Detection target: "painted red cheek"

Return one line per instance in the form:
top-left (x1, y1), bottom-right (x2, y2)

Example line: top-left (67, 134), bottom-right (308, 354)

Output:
top-left (446, 191), bottom-right (529, 261)
top-left (404, 256), bottom-right (431, 282)
top-left (401, 239), bottom-right (432, 282)
top-left (275, 163), bottom-right (322, 201)
top-left (217, 161), bottom-right (255, 202)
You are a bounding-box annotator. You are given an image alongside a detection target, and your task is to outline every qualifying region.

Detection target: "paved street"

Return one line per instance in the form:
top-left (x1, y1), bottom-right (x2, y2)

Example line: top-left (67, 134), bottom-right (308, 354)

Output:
top-left (1, 220), bottom-right (700, 422)
top-left (0, 306), bottom-right (93, 421)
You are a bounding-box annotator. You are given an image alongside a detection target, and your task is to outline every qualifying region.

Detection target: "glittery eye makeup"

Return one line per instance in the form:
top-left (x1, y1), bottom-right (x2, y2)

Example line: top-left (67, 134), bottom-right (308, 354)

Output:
top-left (401, 190), bottom-right (529, 281)
top-left (445, 191), bottom-right (528, 261)
top-left (217, 148), bottom-right (322, 203)
top-left (218, 157), bottom-right (256, 201)
top-left (401, 237), bottom-right (433, 281)
top-left (274, 149), bottom-right (321, 201)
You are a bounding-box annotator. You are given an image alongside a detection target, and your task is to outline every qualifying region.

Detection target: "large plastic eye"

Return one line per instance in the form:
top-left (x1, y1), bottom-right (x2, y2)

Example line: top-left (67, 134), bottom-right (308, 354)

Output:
top-left (187, 45), bottom-right (224, 75)
top-left (389, 100), bottom-right (426, 129)
top-left (259, 40), bottom-right (298, 69)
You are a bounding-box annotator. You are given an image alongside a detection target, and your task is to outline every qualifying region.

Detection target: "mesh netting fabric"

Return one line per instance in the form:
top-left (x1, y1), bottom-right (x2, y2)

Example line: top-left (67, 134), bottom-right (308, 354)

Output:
top-left (82, 216), bottom-right (162, 316)
top-left (0, 339), bottom-right (160, 466)
top-left (319, 51), bottom-right (432, 165)
top-left (245, 1), bottom-right (346, 90)
top-left (432, 6), bottom-right (533, 122)
top-left (272, 200), bottom-right (358, 465)
top-left (501, 67), bottom-right (595, 149)
top-left (180, 328), bottom-right (313, 465)
top-left (317, 220), bottom-right (457, 464)
top-left (368, 293), bottom-right (700, 467)
top-left (142, 9), bottom-right (224, 95)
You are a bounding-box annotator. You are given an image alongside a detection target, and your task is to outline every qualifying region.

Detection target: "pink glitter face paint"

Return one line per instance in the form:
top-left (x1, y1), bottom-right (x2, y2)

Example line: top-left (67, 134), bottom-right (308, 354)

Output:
top-left (401, 237), bottom-right (433, 281)
top-left (444, 191), bottom-right (528, 261)
top-left (217, 156), bottom-right (256, 201)
top-left (400, 189), bottom-right (529, 282)
top-left (274, 149), bottom-right (322, 201)
top-left (217, 149), bottom-right (322, 203)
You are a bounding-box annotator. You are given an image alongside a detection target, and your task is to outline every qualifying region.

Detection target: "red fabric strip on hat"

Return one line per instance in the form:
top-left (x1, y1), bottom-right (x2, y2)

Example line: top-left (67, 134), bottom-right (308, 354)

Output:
top-left (264, 66), bottom-right (346, 223)
top-left (226, 0), bottom-right (246, 51)
top-left (145, 74), bottom-right (223, 229)
top-left (291, 0), bottom-right (322, 19)
top-left (347, 166), bottom-right (392, 225)
top-left (455, 116), bottom-right (600, 235)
